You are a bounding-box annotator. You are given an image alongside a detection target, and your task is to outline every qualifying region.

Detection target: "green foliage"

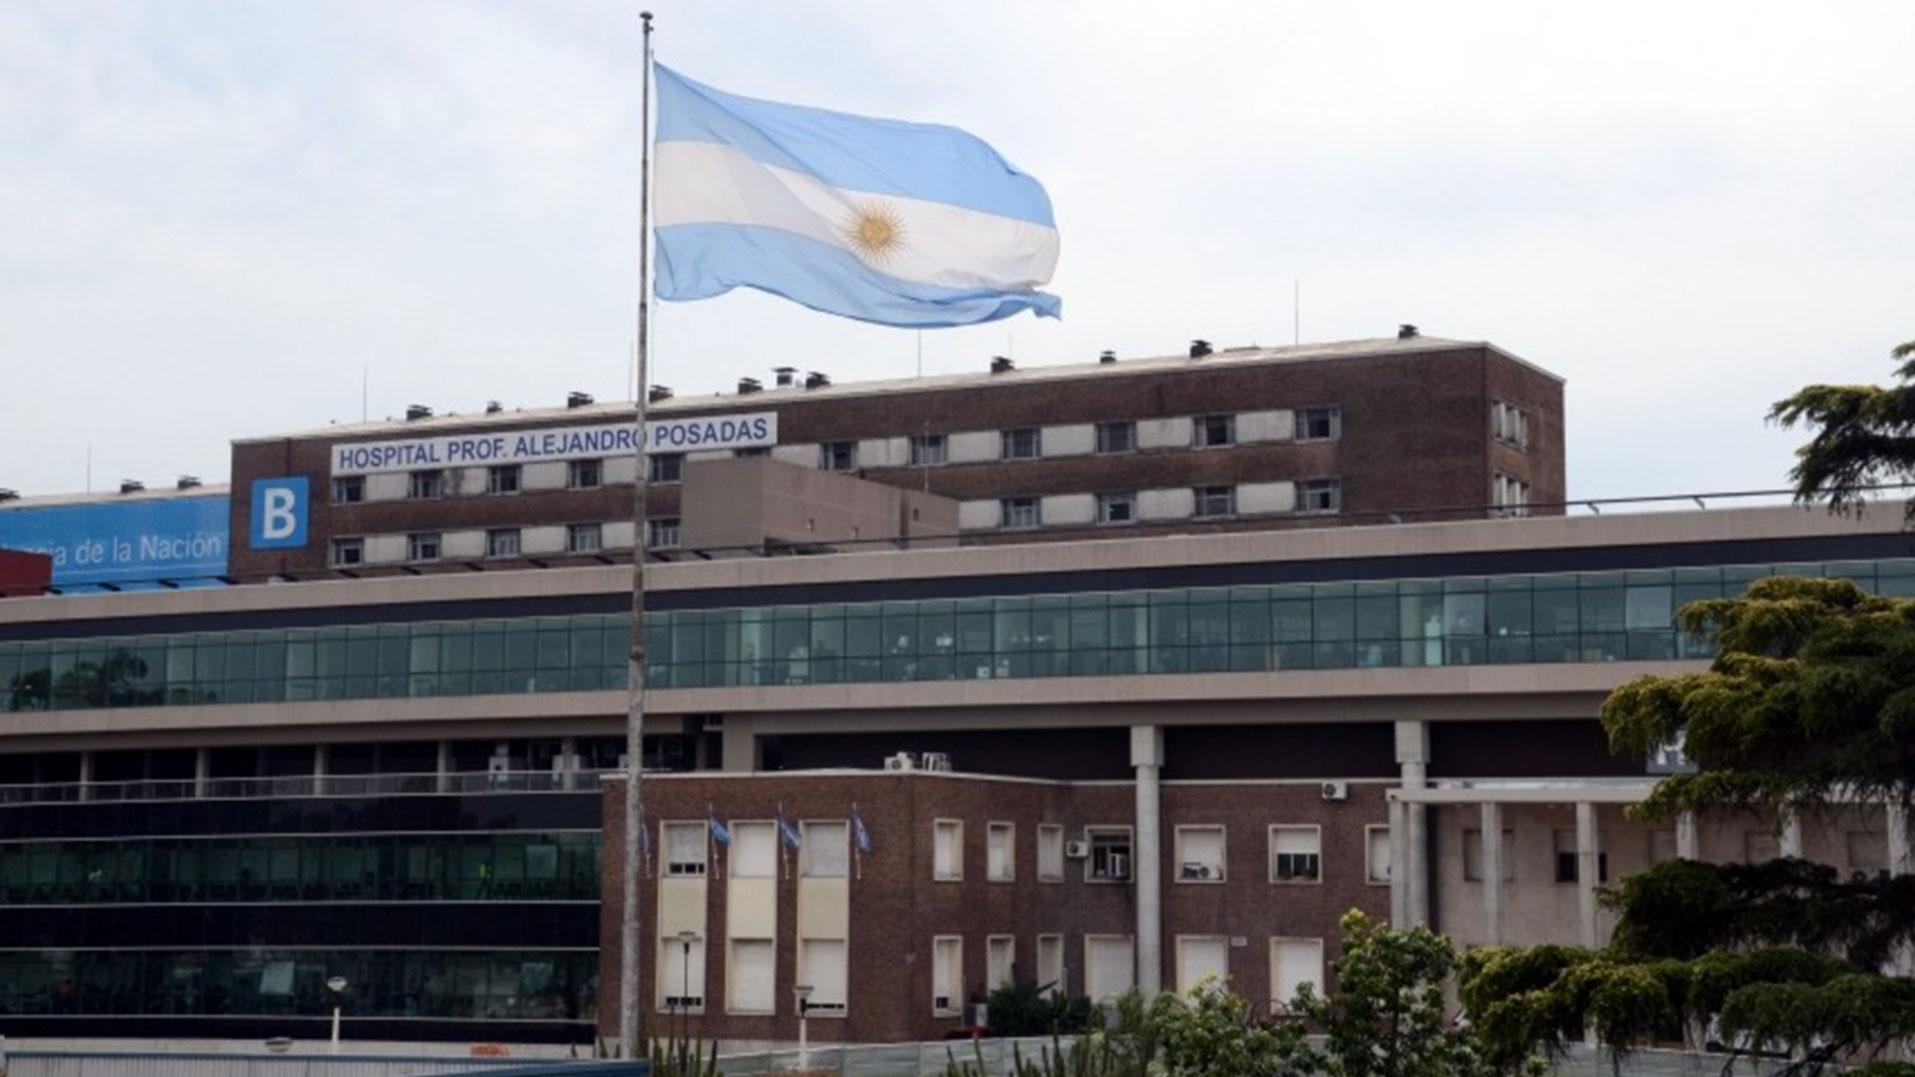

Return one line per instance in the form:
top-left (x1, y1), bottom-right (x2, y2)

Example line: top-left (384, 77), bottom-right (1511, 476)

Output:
top-left (638, 1029), bottom-right (720, 1077)
top-left (985, 980), bottom-right (1098, 1037)
top-left (1768, 336), bottom-right (1915, 516)
top-left (1148, 979), bottom-right (1312, 1077)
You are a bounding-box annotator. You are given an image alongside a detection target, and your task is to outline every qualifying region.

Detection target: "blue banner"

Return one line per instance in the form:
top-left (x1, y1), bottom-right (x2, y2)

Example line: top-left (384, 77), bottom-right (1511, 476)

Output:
top-left (0, 495), bottom-right (230, 589)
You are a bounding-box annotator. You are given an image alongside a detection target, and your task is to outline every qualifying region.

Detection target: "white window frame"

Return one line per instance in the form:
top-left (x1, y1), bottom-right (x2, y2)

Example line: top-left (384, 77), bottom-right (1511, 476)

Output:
top-left (648, 452), bottom-right (684, 484)
top-left (568, 458), bottom-right (604, 489)
top-left (1269, 936), bottom-right (1324, 1015)
top-left (933, 818), bottom-right (964, 881)
top-left (1268, 824), bottom-right (1322, 885)
top-left (1083, 934), bottom-right (1135, 1003)
top-left (662, 820), bottom-right (708, 877)
top-left (1000, 427), bottom-right (1041, 459)
top-left (1297, 479), bottom-right (1341, 514)
top-left (1085, 826), bottom-right (1133, 884)
top-left (726, 938), bottom-right (776, 1015)
top-left (330, 476), bottom-right (364, 504)
top-left (658, 933), bottom-right (707, 1014)
top-left (1364, 825), bottom-right (1392, 886)
top-left (819, 441), bottom-right (857, 471)
top-left (566, 522), bottom-right (603, 553)
top-left (1193, 485), bottom-right (1236, 518)
top-left (485, 528), bottom-right (521, 558)
top-left (910, 434), bottom-right (948, 465)
top-left (987, 822), bottom-right (1016, 882)
top-left (728, 820), bottom-right (777, 879)
top-left (986, 934), bottom-right (1017, 992)
top-left (407, 469), bottom-right (444, 499)
top-left (800, 820), bottom-right (849, 879)
top-left (1000, 497), bottom-right (1040, 529)
top-left (647, 516), bottom-right (682, 550)
top-left (797, 937), bottom-right (849, 1017)
top-left (931, 935), bottom-right (964, 1017)
top-left (1174, 824), bottom-right (1227, 883)
top-left (1294, 407), bottom-right (1342, 442)
top-left (330, 537), bottom-right (364, 567)
top-left (1195, 413), bottom-right (1236, 448)
top-left (406, 532), bottom-right (442, 562)
top-left (1036, 933), bottom-right (1065, 998)
top-left (1175, 934), bottom-right (1232, 994)
top-left (1036, 824), bottom-right (1065, 883)
top-left (486, 464), bottom-right (522, 495)
top-left (1096, 491), bottom-right (1137, 525)
top-left (1094, 421), bottom-right (1136, 454)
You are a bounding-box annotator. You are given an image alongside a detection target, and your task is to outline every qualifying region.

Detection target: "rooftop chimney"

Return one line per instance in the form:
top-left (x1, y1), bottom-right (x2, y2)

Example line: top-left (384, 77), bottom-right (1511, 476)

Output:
top-left (176, 475), bottom-right (201, 490)
top-left (567, 391), bottom-right (595, 409)
top-left (485, 400), bottom-right (503, 415)
top-left (737, 377), bottom-right (762, 394)
top-left (405, 404), bottom-right (433, 421)
top-left (804, 371), bottom-right (831, 390)
top-left (773, 366), bottom-right (798, 388)
top-left (119, 479), bottom-right (144, 495)
top-left (0, 488), bottom-right (18, 502)
top-left (1398, 324), bottom-right (1419, 339)
top-left (990, 356), bottom-right (1014, 374)
top-left (648, 385), bottom-right (674, 403)
top-left (1189, 339), bottom-right (1213, 359)
top-left (1099, 349), bottom-right (1117, 364)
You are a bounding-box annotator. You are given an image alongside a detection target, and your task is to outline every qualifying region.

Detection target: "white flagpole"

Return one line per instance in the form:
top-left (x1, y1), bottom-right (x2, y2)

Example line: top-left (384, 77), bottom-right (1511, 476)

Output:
top-left (618, 8), bottom-right (654, 1063)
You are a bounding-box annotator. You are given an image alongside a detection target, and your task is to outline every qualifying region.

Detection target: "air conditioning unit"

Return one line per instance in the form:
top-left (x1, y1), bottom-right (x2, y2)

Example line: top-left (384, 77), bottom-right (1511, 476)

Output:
top-left (1064, 840), bottom-right (1090, 859)
top-left (920, 751), bottom-right (952, 772)
top-left (883, 752), bottom-right (917, 771)
top-left (1321, 780), bottom-right (1350, 801)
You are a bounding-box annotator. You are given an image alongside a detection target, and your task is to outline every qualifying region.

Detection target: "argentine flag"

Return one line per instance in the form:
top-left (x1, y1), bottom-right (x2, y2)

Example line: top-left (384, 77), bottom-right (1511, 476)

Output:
top-left (653, 65), bottom-right (1061, 328)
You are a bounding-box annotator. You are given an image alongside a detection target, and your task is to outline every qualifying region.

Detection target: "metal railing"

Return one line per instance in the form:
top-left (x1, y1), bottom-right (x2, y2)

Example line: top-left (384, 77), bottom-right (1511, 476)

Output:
top-left (0, 769), bottom-right (622, 806)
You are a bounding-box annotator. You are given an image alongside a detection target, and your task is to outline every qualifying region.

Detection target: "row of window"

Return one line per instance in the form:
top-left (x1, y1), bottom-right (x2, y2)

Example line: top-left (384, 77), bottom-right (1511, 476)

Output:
top-left (1490, 401), bottom-right (1531, 450)
top-left (333, 458), bottom-right (626, 505)
top-left (1492, 474), bottom-right (1532, 515)
top-left (996, 480), bottom-right (1341, 530)
top-left (820, 409), bottom-right (1343, 472)
top-left (923, 822), bottom-right (1390, 886)
top-left (1462, 825), bottom-right (1896, 885)
top-left (329, 520), bottom-right (680, 569)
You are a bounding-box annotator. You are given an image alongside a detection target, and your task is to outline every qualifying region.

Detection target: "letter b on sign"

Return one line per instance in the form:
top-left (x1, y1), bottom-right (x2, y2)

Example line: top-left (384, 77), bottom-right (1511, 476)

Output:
top-left (250, 477), bottom-right (309, 550)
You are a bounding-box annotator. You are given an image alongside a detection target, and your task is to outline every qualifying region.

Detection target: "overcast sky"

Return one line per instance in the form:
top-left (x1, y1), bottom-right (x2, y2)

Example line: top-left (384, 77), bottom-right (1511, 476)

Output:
top-left (3, 1), bottom-right (1911, 502)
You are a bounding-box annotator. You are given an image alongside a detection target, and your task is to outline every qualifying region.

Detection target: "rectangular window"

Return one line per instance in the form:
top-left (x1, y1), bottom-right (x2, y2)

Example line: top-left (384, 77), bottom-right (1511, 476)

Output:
top-left (932, 936), bottom-right (963, 1015)
top-left (1000, 428), bottom-right (1041, 459)
top-left (566, 523), bottom-right (603, 553)
top-left (1270, 826), bottom-right (1321, 883)
top-left (1294, 407), bottom-right (1341, 441)
top-left (1196, 414), bottom-right (1236, 447)
top-left (1492, 401), bottom-right (1531, 449)
top-left (1848, 831), bottom-right (1889, 878)
top-left (1298, 479), bottom-right (1341, 513)
top-left (1095, 421), bottom-right (1136, 454)
top-left (1088, 827), bottom-right (1132, 882)
top-left (660, 935), bottom-right (706, 1011)
top-left (486, 528), bottom-right (521, 558)
top-left (1085, 935), bottom-right (1135, 1002)
top-left (568, 458), bottom-right (603, 488)
top-left (910, 434), bottom-right (948, 465)
top-left (649, 453), bottom-right (683, 483)
top-left (407, 470), bottom-right (443, 499)
top-left (487, 465), bottom-right (521, 494)
top-left (731, 822), bottom-right (776, 878)
top-left (1001, 497), bottom-right (1040, 529)
top-left (819, 441), bottom-right (856, 471)
top-left (987, 935), bottom-right (1016, 991)
top-left (1177, 936), bottom-right (1229, 993)
top-left (664, 821), bottom-right (706, 876)
top-left (1556, 828), bottom-right (1610, 881)
top-left (987, 822), bottom-right (1015, 881)
top-left (933, 819), bottom-right (963, 881)
top-left (331, 476), bottom-right (364, 504)
top-left (406, 532), bottom-right (441, 562)
top-left (647, 517), bottom-right (681, 550)
top-left (729, 939), bottom-right (775, 1014)
top-left (330, 538), bottom-right (364, 567)
top-left (1096, 491), bottom-right (1136, 524)
top-left (734, 446), bottom-right (771, 458)
top-left (1175, 826), bottom-right (1226, 882)
top-left (1193, 485), bottom-right (1236, 518)
top-left (1270, 937), bottom-right (1324, 1012)
top-left (801, 821), bottom-right (848, 878)
top-left (799, 938), bottom-right (848, 1013)
top-left (1461, 828), bottom-right (1516, 882)
top-left (1365, 825), bottom-right (1392, 885)
top-left (1037, 825), bottom-right (1065, 882)
top-left (1036, 934), bottom-right (1065, 997)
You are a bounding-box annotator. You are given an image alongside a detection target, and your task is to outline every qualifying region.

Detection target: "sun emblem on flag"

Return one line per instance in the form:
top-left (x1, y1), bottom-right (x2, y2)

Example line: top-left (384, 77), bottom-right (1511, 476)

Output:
top-left (846, 203), bottom-right (906, 263)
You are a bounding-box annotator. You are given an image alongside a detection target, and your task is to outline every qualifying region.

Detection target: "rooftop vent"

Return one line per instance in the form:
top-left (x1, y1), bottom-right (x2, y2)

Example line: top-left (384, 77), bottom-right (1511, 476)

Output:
top-left (1189, 339), bottom-right (1213, 359)
top-left (648, 385), bottom-right (674, 403)
top-left (119, 479), bottom-right (144, 495)
top-left (773, 366), bottom-right (798, 388)
top-left (0, 488), bottom-right (18, 503)
top-left (485, 400), bottom-right (503, 415)
top-left (567, 391), bottom-right (595, 409)
top-left (805, 371), bottom-right (831, 390)
top-left (1398, 324), bottom-right (1419, 339)
top-left (405, 404), bottom-right (433, 421)
top-left (737, 377), bottom-right (762, 394)
top-left (176, 475), bottom-right (201, 490)
top-left (990, 356), bottom-right (1014, 374)
top-left (1099, 349), bottom-right (1117, 364)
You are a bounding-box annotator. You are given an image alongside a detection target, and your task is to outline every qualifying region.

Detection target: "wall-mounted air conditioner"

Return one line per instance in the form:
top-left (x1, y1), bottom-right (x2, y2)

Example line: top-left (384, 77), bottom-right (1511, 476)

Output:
top-left (1064, 841), bottom-right (1089, 859)
top-left (1321, 780), bottom-right (1350, 801)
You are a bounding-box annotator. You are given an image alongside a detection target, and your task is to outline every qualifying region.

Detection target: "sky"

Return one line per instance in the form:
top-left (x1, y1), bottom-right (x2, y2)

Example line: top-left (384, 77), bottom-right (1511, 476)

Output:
top-left (2, 1), bottom-right (1912, 502)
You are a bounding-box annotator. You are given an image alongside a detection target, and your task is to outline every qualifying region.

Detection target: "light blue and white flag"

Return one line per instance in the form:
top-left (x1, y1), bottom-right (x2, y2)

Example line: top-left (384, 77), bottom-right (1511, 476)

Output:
top-left (653, 64), bottom-right (1061, 328)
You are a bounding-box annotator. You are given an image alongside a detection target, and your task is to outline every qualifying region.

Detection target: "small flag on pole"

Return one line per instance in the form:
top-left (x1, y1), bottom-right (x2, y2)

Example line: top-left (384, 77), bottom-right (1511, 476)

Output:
top-left (776, 806), bottom-right (803, 850)
top-left (851, 802), bottom-right (872, 881)
top-left (707, 804), bottom-right (732, 845)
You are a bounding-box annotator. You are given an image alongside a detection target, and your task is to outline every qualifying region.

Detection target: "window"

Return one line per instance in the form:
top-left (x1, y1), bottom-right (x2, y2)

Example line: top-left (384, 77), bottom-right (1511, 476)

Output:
top-left (1196, 414), bottom-right (1236, 447)
top-left (1037, 825), bottom-right (1065, 882)
top-left (799, 938), bottom-right (848, 1014)
top-left (1087, 827), bottom-right (1132, 882)
top-left (331, 476), bottom-right (364, 504)
top-left (1036, 934), bottom-right (1065, 997)
top-left (647, 517), bottom-right (681, 550)
top-left (1000, 428), bottom-right (1041, 459)
top-left (487, 465), bottom-right (521, 494)
top-left (1175, 826), bottom-right (1226, 882)
top-left (987, 822), bottom-right (1015, 881)
top-left (1001, 497), bottom-right (1040, 529)
top-left (734, 446), bottom-right (771, 458)
top-left (729, 939), bottom-right (775, 1013)
top-left (1096, 492), bottom-right (1136, 525)
top-left (1847, 831), bottom-right (1889, 880)
top-left (1177, 936), bottom-right (1229, 993)
top-left (1365, 826), bottom-right (1392, 885)
top-left (819, 441), bottom-right (856, 471)
top-left (1494, 474), bottom-right (1532, 515)
top-left (1193, 485), bottom-right (1236, 518)
top-left (1085, 936), bottom-right (1135, 1002)
top-left (932, 936), bottom-right (963, 1015)
top-left (659, 934), bottom-right (705, 1011)
top-left (649, 453), bottom-right (683, 483)
top-left (664, 822), bottom-right (706, 876)
top-left (1095, 421), bottom-right (1135, 454)
top-left (407, 532), bottom-right (441, 562)
top-left (1462, 828), bottom-right (1516, 882)
top-left (801, 821), bottom-right (848, 878)
top-left (568, 458), bottom-right (603, 489)
top-left (1492, 401), bottom-right (1531, 449)
top-left (987, 935), bottom-right (1016, 991)
top-left (1270, 826), bottom-right (1321, 883)
top-left (407, 470), bottom-right (444, 499)
top-left (1297, 479), bottom-right (1341, 513)
top-left (933, 820), bottom-right (963, 880)
top-left (330, 538), bottom-right (363, 567)
top-left (730, 822), bottom-right (776, 878)
top-left (1554, 828), bottom-right (1609, 882)
top-left (486, 528), bottom-right (521, 558)
top-left (566, 523), bottom-right (603, 553)
top-left (1294, 407), bottom-right (1341, 441)
top-left (1270, 937), bottom-right (1323, 1012)
top-left (910, 434), bottom-right (947, 465)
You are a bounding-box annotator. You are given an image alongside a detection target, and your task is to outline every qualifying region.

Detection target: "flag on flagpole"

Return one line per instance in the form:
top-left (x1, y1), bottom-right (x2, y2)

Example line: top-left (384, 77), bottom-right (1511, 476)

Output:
top-left (638, 808), bottom-right (654, 878)
top-left (653, 64), bottom-right (1061, 328)
top-left (775, 803), bottom-right (801, 879)
top-left (707, 805), bottom-right (732, 845)
top-left (851, 802), bottom-right (872, 881)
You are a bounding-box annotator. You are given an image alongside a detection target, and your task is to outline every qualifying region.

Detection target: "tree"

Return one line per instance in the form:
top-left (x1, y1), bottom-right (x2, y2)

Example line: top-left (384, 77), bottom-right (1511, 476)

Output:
top-left (1770, 337), bottom-right (1915, 514)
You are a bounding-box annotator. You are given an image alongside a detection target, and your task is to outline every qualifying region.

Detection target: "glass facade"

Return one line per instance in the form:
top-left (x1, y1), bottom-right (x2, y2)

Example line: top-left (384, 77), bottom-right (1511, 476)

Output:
top-left (0, 832), bottom-right (599, 905)
top-left (5, 558), bottom-right (1912, 712)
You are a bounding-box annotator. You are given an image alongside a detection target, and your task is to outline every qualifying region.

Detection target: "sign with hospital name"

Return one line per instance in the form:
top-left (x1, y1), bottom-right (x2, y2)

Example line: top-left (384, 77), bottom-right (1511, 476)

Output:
top-left (330, 413), bottom-right (777, 476)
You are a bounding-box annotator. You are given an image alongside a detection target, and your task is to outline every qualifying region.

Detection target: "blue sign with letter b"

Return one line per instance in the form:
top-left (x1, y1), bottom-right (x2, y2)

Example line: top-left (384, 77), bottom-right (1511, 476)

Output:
top-left (250, 477), bottom-right (309, 550)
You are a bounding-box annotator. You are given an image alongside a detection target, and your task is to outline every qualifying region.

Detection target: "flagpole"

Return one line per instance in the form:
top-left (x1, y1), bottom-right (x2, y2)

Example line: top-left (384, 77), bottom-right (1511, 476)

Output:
top-left (619, 8), bottom-right (654, 1063)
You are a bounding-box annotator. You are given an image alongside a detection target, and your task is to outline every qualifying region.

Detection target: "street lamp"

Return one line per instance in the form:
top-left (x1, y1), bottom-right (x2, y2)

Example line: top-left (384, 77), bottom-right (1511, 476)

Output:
top-left (326, 976), bottom-right (349, 1054)
top-left (674, 931), bottom-right (698, 1041)
top-left (793, 984), bottom-right (814, 1071)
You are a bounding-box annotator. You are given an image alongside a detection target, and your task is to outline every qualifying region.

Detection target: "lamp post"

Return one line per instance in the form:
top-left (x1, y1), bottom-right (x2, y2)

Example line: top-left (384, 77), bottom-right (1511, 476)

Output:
top-left (793, 984), bottom-right (814, 1071)
top-left (325, 976), bottom-right (348, 1054)
top-left (675, 931), bottom-right (698, 1042)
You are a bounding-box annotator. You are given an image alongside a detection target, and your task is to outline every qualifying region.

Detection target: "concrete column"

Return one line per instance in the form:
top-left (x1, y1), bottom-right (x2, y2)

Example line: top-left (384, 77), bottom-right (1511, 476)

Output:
top-left (1130, 724), bottom-right (1164, 998)
top-left (721, 718), bottom-right (756, 773)
top-left (435, 740), bottom-right (452, 793)
top-left (312, 743), bottom-right (329, 795)
top-left (1388, 797), bottom-right (1409, 927)
top-left (1576, 802), bottom-right (1601, 948)
top-left (193, 748), bottom-right (210, 798)
top-left (1890, 801), bottom-right (1913, 976)
top-left (1394, 720), bottom-right (1430, 926)
top-left (1676, 811), bottom-right (1700, 860)
top-left (560, 736), bottom-right (578, 791)
top-left (77, 751), bottom-right (94, 803)
top-left (1481, 802), bottom-right (1504, 946)
top-left (1779, 812), bottom-right (1803, 859)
